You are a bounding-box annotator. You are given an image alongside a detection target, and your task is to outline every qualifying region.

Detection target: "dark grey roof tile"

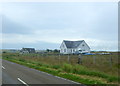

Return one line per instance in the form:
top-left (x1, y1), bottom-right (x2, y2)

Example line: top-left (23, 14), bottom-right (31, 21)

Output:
top-left (63, 40), bottom-right (84, 48)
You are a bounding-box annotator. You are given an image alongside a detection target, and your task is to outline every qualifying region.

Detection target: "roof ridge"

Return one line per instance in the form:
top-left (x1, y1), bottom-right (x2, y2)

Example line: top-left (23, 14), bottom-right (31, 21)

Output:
top-left (63, 40), bottom-right (84, 41)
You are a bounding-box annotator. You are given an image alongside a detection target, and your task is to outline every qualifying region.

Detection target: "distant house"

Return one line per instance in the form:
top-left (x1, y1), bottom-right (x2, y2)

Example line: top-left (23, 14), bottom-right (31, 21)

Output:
top-left (60, 40), bottom-right (90, 54)
top-left (20, 48), bottom-right (35, 54)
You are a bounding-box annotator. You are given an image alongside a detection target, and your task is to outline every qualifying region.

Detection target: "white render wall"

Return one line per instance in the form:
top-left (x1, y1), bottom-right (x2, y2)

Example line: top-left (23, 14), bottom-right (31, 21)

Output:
top-left (60, 42), bottom-right (68, 54)
top-left (77, 41), bottom-right (90, 53)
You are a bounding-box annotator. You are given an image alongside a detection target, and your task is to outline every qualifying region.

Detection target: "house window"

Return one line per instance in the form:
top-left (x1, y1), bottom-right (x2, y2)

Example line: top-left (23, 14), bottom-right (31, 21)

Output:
top-left (82, 44), bottom-right (84, 46)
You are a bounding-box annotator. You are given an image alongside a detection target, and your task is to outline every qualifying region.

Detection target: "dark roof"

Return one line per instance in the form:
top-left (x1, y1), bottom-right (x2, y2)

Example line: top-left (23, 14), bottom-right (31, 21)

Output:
top-left (63, 40), bottom-right (84, 48)
top-left (22, 48), bottom-right (35, 53)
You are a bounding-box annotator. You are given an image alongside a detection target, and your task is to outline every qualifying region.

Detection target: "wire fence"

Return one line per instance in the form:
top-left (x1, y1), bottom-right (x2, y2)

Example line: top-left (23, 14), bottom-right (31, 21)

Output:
top-left (3, 52), bottom-right (119, 76)
top-left (19, 53), bottom-right (118, 68)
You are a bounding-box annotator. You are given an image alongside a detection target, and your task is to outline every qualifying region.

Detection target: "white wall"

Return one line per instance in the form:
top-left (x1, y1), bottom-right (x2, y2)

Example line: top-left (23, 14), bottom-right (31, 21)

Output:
top-left (77, 41), bottom-right (90, 53)
top-left (60, 41), bottom-right (68, 54)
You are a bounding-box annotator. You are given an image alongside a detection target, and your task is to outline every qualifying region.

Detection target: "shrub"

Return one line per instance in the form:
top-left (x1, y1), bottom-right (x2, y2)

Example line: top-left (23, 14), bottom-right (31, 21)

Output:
top-left (62, 63), bottom-right (73, 73)
top-left (19, 58), bottom-right (26, 62)
top-left (72, 64), bottom-right (87, 73)
top-left (52, 65), bottom-right (61, 69)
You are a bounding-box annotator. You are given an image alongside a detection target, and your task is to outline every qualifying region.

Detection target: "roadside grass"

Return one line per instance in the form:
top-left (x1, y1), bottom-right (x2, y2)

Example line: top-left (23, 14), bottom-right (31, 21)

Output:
top-left (61, 63), bottom-right (119, 82)
top-left (58, 73), bottom-right (104, 84)
top-left (3, 57), bottom-right (105, 84)
top-left (3, 56), bottom-right (119, 85)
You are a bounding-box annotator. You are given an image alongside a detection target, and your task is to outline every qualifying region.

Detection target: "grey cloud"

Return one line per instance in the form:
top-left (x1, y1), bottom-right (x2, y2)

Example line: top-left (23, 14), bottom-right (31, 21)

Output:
top-left (2, 41), bottom-right (60, 50)
top-left (2, 16), bottom-right (33, 34)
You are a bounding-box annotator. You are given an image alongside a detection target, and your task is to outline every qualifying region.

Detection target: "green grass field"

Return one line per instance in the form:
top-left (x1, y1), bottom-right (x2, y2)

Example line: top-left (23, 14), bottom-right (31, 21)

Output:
top-left (2, 52), bottom-right (119, 85)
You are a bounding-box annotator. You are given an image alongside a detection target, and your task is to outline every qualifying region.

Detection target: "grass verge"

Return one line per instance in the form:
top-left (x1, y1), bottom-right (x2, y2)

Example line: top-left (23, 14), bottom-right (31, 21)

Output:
top-left (3, 57), bottom-right (119, 85)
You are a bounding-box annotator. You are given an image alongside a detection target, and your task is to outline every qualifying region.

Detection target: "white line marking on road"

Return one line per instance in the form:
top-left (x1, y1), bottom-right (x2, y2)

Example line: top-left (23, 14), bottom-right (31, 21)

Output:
top-left (6, 59), bottom-right (80, 84)
top-left (2, 66), bottom-right (5, 69)
top-left (54, 76), bottom-right (80, 84)
top-left (30, 67), bottom-right (81, 84)
top-left (17, 78), bottom-right (29, 86)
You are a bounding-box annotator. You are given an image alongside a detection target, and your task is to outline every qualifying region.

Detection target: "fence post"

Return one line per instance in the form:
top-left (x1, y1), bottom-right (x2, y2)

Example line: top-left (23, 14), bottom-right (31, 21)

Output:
top-left (68, 54), bottom-right (70, 63)
top-left (59, 54), bottom-right (61, 64)
top-left (109, 55), bottom-right (113, 67)
top-left (93, 56), bottom-right (96, 64)
top-left (78, 54), bottom-right (82, 64)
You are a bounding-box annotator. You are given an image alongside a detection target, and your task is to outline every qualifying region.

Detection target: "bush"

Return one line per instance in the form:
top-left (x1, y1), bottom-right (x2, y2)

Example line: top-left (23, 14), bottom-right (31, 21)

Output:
top-left (19, 58), bottom-right (26, 62)
top-left (52, 65), bottom-right (60, 69)
top-left (62, 63), bottom-right (73, 73)
top-left (73, 64), bottom-right (87, 73)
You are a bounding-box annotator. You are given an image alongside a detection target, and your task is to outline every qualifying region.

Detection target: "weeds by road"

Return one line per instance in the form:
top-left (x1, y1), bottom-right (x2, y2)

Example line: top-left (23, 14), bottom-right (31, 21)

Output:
top-left (2, 52), bottom-right (119, 85)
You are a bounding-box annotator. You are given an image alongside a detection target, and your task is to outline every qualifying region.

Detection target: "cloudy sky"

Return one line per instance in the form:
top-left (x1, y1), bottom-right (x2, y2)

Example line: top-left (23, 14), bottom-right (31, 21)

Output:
top-left (1, 2), bottom-right (118, 51)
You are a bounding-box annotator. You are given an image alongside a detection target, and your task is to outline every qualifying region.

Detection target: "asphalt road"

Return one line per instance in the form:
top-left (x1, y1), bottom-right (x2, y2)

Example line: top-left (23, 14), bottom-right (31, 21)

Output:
top-left (2, 60), bottom-right (82, 85)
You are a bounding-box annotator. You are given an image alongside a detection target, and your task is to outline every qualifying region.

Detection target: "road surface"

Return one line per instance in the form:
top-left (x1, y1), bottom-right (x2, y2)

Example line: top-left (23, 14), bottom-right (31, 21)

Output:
top-left (2, 60), bottom-right (83, 85)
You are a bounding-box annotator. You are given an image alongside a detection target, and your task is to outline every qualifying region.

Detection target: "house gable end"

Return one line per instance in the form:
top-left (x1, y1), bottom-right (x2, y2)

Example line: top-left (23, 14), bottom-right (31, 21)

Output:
top-left (60, 41), bottom-right (67, 49)
top-left (80, 40), bottom-right (90, 49)
top-left (77, 40), bottom-right (90, 52)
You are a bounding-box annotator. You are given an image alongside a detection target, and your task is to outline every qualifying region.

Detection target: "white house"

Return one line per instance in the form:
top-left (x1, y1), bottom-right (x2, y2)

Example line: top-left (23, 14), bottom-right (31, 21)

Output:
top-left (20, 48), bottom-right (35, 54)
top-left (60, 40), bottom-right (90, 54)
